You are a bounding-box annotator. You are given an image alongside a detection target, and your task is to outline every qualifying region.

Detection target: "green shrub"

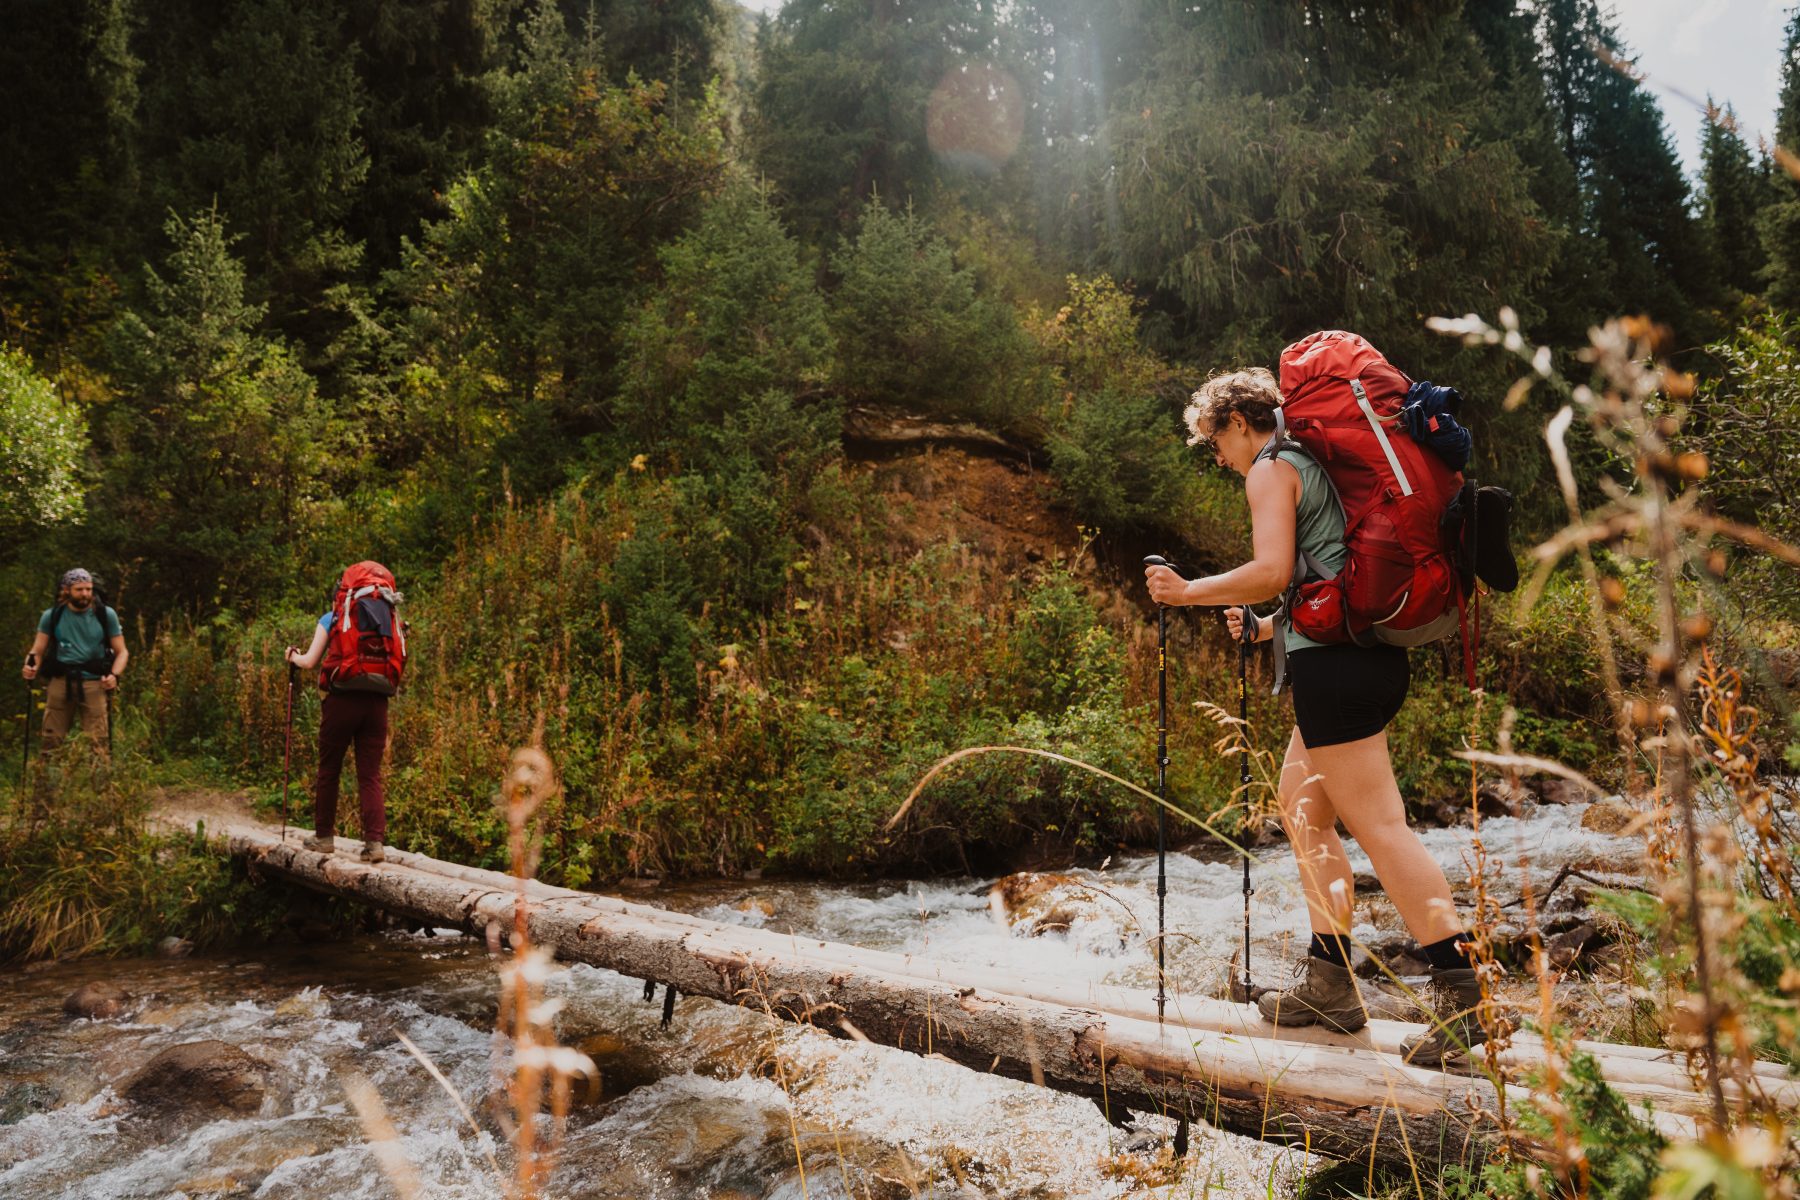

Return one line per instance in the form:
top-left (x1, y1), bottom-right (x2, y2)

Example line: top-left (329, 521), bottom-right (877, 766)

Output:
top-left (830, 200), bottom-right (1039, 430)
top-left (1045, 387), bottom-right (1190, 533)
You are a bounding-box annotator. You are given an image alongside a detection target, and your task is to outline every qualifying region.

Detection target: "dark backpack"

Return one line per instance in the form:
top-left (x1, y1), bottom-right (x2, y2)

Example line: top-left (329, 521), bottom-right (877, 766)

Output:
top-left (39, 591), bottom-right (118, 679)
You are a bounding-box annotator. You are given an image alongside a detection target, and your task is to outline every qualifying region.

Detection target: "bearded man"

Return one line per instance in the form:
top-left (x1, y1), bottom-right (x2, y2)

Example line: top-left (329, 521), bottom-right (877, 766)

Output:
top-left (21, 568), bottom-right (128, 754)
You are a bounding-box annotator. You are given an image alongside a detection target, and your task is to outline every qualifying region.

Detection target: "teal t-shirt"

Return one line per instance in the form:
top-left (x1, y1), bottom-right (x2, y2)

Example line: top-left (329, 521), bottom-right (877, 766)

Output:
top-left (37, 604), bottom-right (124, 679)
top-left (1276, 447), bottom-right (1347, 653)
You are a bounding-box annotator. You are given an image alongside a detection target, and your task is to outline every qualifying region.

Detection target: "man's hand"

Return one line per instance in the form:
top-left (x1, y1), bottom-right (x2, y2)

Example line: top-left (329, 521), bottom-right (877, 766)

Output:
top-left (21, 661), bottom-right (36, 682)
top-left (1144, 563), bottom-right (1191, 607)
top-left (101, 673), bottom-right (119, 692)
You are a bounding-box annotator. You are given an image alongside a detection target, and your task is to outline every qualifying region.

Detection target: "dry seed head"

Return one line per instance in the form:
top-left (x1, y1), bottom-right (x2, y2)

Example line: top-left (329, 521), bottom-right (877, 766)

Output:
top-left (1706, 549), bottom-right (1728, 577)
top-left (1682, 613), bottom-right (1714, 642)
top-left (1599, 577), bottom-right (1626, 610)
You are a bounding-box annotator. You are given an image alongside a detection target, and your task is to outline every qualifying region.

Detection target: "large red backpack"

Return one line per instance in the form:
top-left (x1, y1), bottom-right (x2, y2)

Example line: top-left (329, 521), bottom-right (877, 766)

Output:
top-left (321, 561), bottom-right (407, 696)
top-left (1266, 331), bottom-right (1466, 659)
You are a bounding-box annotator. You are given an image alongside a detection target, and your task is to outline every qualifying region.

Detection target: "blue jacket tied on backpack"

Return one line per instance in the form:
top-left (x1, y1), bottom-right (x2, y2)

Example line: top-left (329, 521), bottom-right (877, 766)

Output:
top-left (1400, 381), bottom-right (1472, 472)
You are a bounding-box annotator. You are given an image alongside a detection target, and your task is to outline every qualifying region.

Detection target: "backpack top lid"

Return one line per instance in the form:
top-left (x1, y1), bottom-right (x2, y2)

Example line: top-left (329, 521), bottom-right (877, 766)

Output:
top-left (1278, 330), bottom-right (1412, 410)
top-left (337, 561), bottom-right (396, 597)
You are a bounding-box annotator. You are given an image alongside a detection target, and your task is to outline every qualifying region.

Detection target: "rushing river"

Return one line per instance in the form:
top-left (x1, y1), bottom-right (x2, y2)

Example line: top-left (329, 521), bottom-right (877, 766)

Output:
top-left (0, 801), bottom-right (1644, 1199)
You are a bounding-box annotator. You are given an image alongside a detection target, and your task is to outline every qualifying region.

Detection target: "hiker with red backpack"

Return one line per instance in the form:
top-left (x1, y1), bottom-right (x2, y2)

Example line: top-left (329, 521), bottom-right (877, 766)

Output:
top-left (1144, 331), bottom-right (1515, 1067)
top-left (286, 562), bottom-right (407, 864)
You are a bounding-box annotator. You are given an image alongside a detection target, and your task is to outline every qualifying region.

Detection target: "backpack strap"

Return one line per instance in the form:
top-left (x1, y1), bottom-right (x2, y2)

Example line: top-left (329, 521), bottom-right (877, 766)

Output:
top-left (1349, 378), bottom-right (1413, 497)
top-left (42, 600), bottom-right (118, 678)
top-left (1259, 422), bottom-right (1344, 694)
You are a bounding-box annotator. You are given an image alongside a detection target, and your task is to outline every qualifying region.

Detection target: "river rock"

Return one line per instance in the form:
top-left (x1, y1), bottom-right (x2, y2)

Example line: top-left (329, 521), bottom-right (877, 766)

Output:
top-left (63, 982), bottom-right (131, 1020)
top-left (1531, 777), bottom-right (1589, 807)
top-left (1580, 800), bottom-right (1639, 835)
top-left (0, 1081), bottom-right (59, 1125)
top-left (122, 1040), bottom-right (270, 1115)
top-left (156, 936), bottom-right (195, 959)
top-left (1476, 781), bottom-right (1531, 818)
top-left (1547, 920), bottom-right (1606, 968)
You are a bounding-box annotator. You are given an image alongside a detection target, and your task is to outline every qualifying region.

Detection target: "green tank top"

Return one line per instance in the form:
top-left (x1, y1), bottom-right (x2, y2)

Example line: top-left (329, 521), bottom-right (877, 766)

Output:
top-left (1275, 447), bottom-right (1346, 653)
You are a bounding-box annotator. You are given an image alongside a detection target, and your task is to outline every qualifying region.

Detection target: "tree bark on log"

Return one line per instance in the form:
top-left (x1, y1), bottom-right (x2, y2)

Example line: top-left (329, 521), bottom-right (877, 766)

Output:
top-left (201, 821), bottom-right (1761, 1168)
top-left (340, 837), bottom-right (1796, 1111)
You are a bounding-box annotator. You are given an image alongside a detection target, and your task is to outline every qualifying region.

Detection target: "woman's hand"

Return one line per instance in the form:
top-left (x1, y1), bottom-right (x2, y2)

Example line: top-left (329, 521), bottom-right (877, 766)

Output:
top-left (1144, 564), bottom-right (1191, 607)
top-left (1224, 606), bottom-right (1274, 644)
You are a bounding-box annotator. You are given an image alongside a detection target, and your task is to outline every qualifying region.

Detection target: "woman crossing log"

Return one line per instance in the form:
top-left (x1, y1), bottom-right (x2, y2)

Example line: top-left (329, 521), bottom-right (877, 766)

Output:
top-left (1144, 349), bottom-right (1483, 1068)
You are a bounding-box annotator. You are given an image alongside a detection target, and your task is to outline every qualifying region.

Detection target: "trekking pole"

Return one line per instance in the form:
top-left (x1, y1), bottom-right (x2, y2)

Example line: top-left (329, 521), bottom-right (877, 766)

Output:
top-left (1235, 605), bottom-right (1257, 1004)
top-left (105, 683), bottom-right (114, 759)
top-left (281, 652), bottom-right (299, 843)
top-left (21, 654), bottom-right (35, 781)
top-left (1142, 555), bottom-right (1180, 1024)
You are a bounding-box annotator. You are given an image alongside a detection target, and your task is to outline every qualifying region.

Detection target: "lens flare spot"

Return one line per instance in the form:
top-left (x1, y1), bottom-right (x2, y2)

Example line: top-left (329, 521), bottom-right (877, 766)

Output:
top-left (926, 62), bottom-right (1023, 175)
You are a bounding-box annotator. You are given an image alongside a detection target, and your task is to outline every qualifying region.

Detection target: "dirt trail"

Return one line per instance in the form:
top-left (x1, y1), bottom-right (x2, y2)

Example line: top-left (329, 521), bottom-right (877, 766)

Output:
top-left (149, 787), bottom-right (274, 837)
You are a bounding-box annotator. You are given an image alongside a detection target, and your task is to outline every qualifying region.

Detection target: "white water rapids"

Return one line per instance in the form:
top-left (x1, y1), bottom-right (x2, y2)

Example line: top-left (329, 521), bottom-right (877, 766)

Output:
top-left (0, 800), bottom-right (1646, 1198)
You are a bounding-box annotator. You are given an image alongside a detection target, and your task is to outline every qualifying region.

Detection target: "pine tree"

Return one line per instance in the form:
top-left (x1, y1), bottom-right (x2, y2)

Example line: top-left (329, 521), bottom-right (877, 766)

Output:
top-left (126, 0), bottom-right (373, 368)
top-left (1701, 102), bottom-right (1766, 299)
top-left (338, 0), bottom-right (505, 272)
top-left (0, 0), bottom-right (142, 349)
top-left (1762, 8), bottom-right (1800, 310)
top-left (751, 0), bottom-right (1006, 242)
top-left (101, 209), bottom-right (340, 613)
top-left (399, 0), bottom-right (727, 493)
top-left (1102, 2), bottom-right (1559, 370)
top-left (587, 0), bottom-right (722, 100)
top-left (1533, 0), bottom-right (1716, 334)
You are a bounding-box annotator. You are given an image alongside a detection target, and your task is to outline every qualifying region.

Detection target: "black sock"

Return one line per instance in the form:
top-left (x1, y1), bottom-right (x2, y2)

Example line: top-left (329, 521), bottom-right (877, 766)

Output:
top-left (1308, 932), bottom-right (1351, 967)
top-left (1422, 933), bottom-right (1472, 970)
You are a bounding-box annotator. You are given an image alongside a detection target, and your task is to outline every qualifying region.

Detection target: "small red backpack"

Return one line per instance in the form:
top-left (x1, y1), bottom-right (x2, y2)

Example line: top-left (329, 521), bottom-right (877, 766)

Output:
top-left (321, 561), bottom-right (407, 695)
top-left (1267, 331), bottom-right (1466, 653)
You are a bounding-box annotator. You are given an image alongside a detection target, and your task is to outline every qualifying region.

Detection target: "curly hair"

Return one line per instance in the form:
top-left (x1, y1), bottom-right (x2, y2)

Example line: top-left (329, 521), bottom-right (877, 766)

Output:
top-left (1183, 368), bottom-right (1281, 446)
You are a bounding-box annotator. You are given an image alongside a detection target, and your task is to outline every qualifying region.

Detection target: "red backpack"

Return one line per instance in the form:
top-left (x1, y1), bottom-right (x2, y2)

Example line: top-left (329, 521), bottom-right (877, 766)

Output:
top-left (1265, 331), bottom-right (1467, 664)
top-left (321, 561), bottom-right (407, 695)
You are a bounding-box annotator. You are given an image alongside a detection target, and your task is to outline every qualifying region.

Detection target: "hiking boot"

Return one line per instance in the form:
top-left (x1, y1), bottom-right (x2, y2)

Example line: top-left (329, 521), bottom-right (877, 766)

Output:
top-left (1255, 956), bottom-right (1371, 1033)
top-left (302, 834), bottom-right (336, 854)
top-left (1400, 966), bottom-right (1487, 1068)
top-left (360, 840), bottom-right (385, 864)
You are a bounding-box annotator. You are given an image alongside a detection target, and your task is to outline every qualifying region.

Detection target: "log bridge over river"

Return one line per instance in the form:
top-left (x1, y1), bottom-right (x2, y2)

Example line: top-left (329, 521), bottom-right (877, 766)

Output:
top-left (204, 818), bottom-right (1797, 1170)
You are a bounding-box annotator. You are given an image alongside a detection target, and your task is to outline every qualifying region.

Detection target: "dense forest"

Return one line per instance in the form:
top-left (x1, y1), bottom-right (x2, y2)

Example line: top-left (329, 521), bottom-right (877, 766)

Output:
top-left (2, 0), bottom-right (1797, 882)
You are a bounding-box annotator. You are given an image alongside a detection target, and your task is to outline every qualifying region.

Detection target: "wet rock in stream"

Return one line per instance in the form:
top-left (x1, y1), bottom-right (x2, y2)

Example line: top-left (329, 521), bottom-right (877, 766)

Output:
top-left (62, 984), bottom-right (130, 1021)
top-left (1580, 799), bottom-right (1642, 834)
top-left (121, 1040), bottom-right (271, 1116)
top-left (0, 1081), bottom-right (60, 1125)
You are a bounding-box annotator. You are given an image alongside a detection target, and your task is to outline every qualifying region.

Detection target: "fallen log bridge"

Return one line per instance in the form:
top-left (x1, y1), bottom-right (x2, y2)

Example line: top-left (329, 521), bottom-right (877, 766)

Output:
top-left (206, 820), bottom-right (1793, 1169)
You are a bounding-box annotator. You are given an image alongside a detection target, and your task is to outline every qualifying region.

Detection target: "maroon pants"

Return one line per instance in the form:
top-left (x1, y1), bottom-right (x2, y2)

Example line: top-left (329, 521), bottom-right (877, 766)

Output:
top-left (314, 692), bottom-right (389, 841)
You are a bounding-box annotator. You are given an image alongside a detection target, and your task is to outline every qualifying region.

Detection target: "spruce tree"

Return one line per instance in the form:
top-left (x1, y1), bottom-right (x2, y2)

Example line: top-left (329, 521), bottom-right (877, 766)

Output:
top-left (399, 0), bottom-right (727, 494)
top-left (101, 209), bottom-right (340, 613)
top-left (1762, 7), bottom-right (1800, 310)
top-left (1102, 2), bottom-right (1558, 370)
top-left (1533, 0), bottom-right (1716, 335)
top-left (1701, 102), bottom-right (1766, 300)
top-left (750, 0), bottom-right (1006, 242)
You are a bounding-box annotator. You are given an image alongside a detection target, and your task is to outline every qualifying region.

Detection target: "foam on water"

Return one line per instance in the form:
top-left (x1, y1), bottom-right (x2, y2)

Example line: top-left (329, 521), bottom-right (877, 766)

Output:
top-left (687, 800), bottom-right (1643, 1000)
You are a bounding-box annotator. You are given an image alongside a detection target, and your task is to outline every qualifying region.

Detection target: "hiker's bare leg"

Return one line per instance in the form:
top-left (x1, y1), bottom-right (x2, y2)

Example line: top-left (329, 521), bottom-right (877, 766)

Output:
top-left (1304, 730), bottom-right (1462, 945)
top-left (1278, 727), bottom-right (1355, 936)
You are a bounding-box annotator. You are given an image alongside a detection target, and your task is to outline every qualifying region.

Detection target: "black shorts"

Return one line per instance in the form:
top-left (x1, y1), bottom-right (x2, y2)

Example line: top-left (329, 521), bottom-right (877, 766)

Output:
top-left (1288, 643), bottom-right (1410, 748)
